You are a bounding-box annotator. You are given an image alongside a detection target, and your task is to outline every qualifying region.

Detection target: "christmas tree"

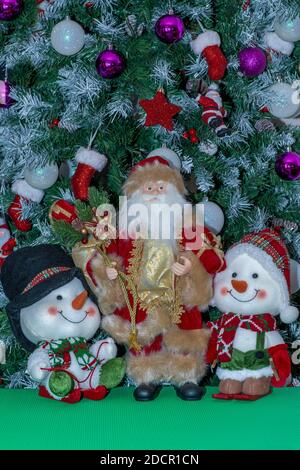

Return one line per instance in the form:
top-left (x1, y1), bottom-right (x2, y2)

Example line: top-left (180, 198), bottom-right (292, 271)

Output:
top-left (0, 0), bottom-right (299, 388)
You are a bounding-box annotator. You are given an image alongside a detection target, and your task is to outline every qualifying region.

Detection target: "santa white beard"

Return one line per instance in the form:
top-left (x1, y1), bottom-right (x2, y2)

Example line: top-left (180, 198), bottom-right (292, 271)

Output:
top-left (119, 183), bottom-right (186, 250)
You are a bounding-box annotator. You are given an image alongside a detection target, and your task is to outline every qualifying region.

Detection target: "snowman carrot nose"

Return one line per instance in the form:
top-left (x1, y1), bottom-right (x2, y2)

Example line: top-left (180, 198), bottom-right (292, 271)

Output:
top-left (231, 280), bottom-right (248, 293)
top-left (72, 290), bottom-right (88, 310)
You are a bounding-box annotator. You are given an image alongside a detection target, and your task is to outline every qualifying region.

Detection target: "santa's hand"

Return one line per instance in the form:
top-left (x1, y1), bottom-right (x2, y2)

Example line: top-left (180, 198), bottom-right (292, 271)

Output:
top-left (171, 257), bottom-right (192, 276)
top-left (90, 338), bottom-right (117, 364)
top-left (27, 350), bottom-right (50, 382)
top-left (106, 267), bottom-right (118, 280)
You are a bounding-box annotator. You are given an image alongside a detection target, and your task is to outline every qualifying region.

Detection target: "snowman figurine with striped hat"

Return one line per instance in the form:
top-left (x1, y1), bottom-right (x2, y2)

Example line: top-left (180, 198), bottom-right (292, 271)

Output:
top-left (207, 228), bottom-right (300, 400)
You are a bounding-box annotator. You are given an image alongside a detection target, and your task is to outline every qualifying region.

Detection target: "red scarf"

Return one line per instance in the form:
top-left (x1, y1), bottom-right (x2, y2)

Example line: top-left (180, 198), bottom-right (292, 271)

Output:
top-left (207, 313), bottom-right (277, 363)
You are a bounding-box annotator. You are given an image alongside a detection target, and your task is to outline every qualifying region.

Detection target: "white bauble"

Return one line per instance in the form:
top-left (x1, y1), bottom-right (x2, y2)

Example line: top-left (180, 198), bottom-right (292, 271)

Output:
top-left (147, 147), bottom-right (181, 170)
top-left (267, 82), bottom-right (300, 119)
top-left (24, 163), bottom-right (59, 190)
top-left (20, 278), bottom-right (101, 345)
top-left (274, 15), bottom-right (300, 42)
top-left (202, 199), bottom-right (224, 234)
top-left (51, 18), bottom-right (85, 56)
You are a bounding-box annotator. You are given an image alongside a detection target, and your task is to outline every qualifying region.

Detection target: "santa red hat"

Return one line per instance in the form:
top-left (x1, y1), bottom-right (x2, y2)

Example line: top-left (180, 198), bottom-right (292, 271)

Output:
top-left (124, 150), bottom-right (186, 197)
top-left (226, 229), bottom-right (299, 324)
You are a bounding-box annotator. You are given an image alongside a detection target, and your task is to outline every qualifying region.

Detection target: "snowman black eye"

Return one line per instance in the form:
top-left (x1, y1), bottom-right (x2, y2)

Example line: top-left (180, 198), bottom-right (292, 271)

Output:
top-left (252, 273), bottom-right (258, 279)
top-left (232, 272), bottom-right (238, 278)
top-left (56, 295), bottom-right (63, 301)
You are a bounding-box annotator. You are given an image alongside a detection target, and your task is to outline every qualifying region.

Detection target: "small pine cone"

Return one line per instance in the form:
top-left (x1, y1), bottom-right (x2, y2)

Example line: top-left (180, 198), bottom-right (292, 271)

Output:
top-left (254, 119), bottom-right (276, 133)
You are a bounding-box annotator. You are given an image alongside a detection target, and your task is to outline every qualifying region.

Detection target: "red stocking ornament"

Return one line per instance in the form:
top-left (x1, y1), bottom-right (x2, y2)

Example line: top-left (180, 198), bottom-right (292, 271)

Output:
top-left (190, 30), bottom-right (228, 81)
top-left (71, 147), bottom-right (107, 201)
top-left (8, 180), bottom-right (44, 232)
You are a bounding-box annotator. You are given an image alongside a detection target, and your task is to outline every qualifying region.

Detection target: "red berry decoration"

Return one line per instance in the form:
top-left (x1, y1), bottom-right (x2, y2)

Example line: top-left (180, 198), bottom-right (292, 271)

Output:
top-left (49, 118), bottom-right (60, 128)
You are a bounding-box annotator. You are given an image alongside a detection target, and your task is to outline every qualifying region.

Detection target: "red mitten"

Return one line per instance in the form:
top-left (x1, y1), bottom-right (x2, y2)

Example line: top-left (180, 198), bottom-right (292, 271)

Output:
top-left (190, 31), bottom-right (227, 81)
top-left (268, 343), bottom-right (291, 387)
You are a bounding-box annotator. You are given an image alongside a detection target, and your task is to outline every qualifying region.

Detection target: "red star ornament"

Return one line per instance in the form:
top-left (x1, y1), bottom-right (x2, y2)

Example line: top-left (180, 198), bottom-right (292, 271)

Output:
top-left (139, 91), bottom-right (182, 131)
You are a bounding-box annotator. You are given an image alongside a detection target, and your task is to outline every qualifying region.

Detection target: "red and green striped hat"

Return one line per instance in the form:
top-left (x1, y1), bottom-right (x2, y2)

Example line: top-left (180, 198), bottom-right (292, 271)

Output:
top-left (226, 228), bottom-right (298, 324)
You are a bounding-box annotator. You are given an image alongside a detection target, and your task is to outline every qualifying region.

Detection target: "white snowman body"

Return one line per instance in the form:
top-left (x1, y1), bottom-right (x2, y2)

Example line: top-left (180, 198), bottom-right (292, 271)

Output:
top-left (213, 253), bottom-right (285, 381)
top-left (22, 278), bottom-right (117, 393)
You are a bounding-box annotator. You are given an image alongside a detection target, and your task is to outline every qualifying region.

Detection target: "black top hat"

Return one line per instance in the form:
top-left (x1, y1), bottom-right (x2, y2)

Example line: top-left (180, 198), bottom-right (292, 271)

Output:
top-left (1, 244), bottom-right (95, 352)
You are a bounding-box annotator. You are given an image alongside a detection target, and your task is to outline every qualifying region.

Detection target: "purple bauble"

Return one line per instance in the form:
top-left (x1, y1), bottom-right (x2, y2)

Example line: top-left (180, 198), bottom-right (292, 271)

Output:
top-left (96, 48), bottom-right (125, 79)
top-left (155, 14), bottom-right (184, 44)
top-left (238, 47), bottom-right (267, 77)
top-left (0, 80), bottom-right (12, 108)
top-left (275, 152), bottom-right (300, 181)
top-left (0, 0), bottom-right (22, 21)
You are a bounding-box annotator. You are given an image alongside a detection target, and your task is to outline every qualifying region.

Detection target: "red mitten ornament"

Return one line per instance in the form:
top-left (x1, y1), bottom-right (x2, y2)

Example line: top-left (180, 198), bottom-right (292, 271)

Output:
top-left (268, 343), bottom-right (291, 387)
top-left (7, 180), bottom-right (44, 232)
top-left (190, 30), bottom-right (228, 81)
top-left (71, 147), bottom-right (107, 201)
top-left (0, 218), bottom-right (16, 268)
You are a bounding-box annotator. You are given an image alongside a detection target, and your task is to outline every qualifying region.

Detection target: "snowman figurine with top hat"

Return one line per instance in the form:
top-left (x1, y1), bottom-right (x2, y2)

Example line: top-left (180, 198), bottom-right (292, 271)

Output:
top-left (207, 228), bottom-right (300, 400)
top-left (1, 244), bottom-right (125, 404)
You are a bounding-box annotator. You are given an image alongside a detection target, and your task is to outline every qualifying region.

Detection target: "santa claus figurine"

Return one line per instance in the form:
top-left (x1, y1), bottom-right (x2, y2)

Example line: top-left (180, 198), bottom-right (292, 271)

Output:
top-left (196, 83), bottom-right (231, 137)
top-left (72, 148), bottom-right (225, 401)
top-left (207, 229), bottom-right (299, 400)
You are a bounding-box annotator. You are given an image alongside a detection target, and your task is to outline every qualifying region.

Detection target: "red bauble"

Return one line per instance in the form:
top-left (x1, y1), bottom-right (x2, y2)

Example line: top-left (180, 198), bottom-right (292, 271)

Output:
top-left (139, 91), bottom-right (182, 131)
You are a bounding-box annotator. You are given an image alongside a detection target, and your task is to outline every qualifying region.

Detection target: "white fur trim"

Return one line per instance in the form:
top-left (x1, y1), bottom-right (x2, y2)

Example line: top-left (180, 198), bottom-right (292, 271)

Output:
top-left (264, 32), bottom-right (294, 56)
top-left (280, 305), bottom-right (299, 324)
top-left (226, 243), bottom-right (291, 322)
top-left (190, 30), bottom-right (221, 55)
top-left (216, 366), bottom-right (273, 381)
top-left (75, 147), bottom-right (107, 172)
top-left (147, 147), bottom-right (181, 170)
top-left (11, 180), bottom-right (44, 203)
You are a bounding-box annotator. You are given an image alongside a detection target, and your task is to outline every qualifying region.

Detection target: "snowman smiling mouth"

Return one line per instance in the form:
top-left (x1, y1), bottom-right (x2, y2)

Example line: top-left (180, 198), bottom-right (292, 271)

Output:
top-left (58, 311), bottom-right (88, 324)
top-left (228, 289), bottom-right (260, 303)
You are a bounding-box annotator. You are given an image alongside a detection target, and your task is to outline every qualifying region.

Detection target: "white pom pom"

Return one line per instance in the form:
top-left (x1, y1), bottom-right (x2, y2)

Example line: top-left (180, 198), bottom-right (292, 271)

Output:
top-left (280, 305), bottom-right (299, 324)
